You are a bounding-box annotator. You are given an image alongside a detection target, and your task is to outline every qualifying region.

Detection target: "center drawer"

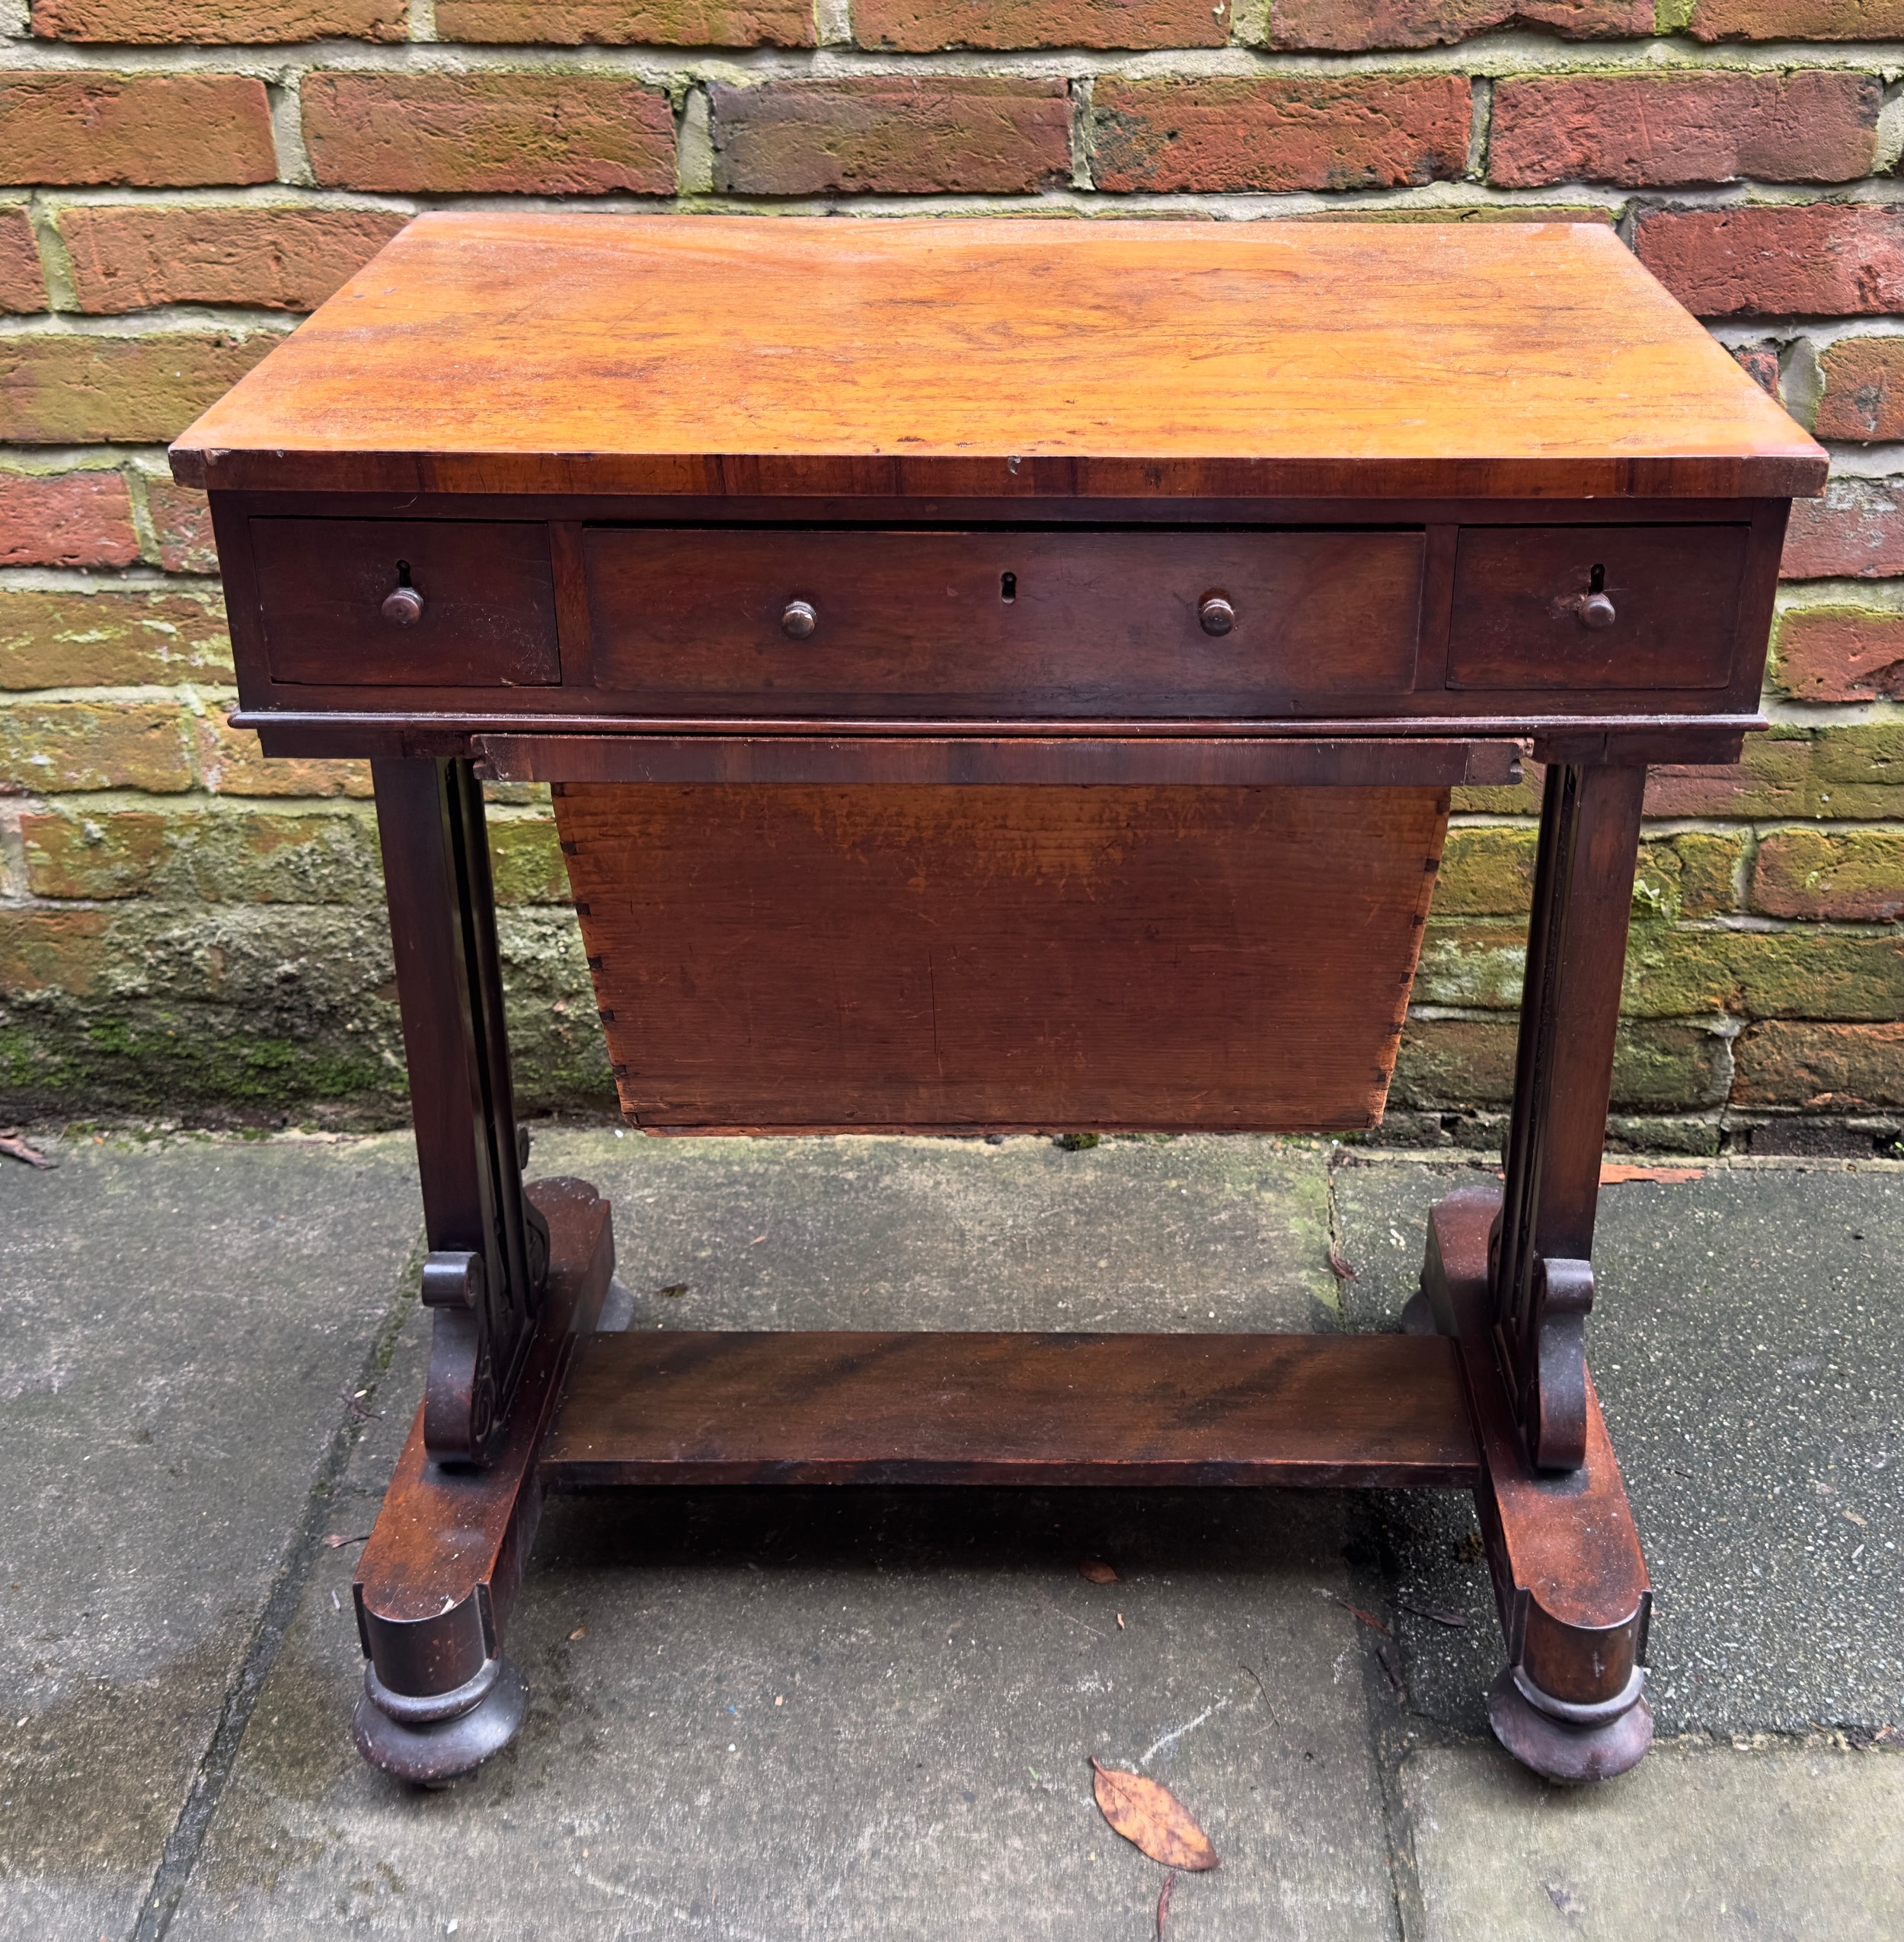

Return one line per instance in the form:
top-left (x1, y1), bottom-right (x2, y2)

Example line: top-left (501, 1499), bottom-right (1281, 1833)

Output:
top-left (582, 528), bottom-right (1424, 715)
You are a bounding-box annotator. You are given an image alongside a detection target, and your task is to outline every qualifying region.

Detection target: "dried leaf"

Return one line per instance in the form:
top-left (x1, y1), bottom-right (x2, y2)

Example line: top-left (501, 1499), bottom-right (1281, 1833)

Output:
top-left (1155, 1869), bottom-right (1177, 1937)
top-left (656, 1283), bottom-right (690, 1298)
top-left (321, 1533), bottom-right (369, 1549)
top-left (1396, 1593), bottom-right (1470, 1630)
top-left (1375, 1640), bottom-right (1404, 1695)
top-left (1091, 1759), bottom-right (1219, 1872)
top-left (1326, 1245), bottom-right (1357, 1282)
top-left (0, 1132), bottom-right (54, 1170)
top-left (1318, 1587), bottom-right (1391, 1636)
top-left (1599, 1164), bottom-right (1704, 1185)
top-left (1078, 1560), bottom-right (1118, 1584)
top-left (568, 1626), bottom-right (587, 1641)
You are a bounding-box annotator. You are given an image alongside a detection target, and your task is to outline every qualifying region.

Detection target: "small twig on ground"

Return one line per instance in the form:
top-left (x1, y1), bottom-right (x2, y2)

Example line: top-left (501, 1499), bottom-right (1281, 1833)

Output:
top-left (1317, 1587), bottom-right (1391, 1636)
top-left (337, 1388), bottom-right (383, 1422)
top-left (0, 1130), bottom-right (54, 1170)
top-left (1155, 1870), bottom-right (1177, 1939)
top-left (1396, 1592), bottom-right (1471, 1629)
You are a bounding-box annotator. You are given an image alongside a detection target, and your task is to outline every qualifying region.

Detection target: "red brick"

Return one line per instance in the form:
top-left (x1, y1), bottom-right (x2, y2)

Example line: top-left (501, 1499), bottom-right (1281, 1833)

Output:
top-left (0, 73), bottom-right (276, 188)
top-left (1733, 341), bottom-right (1781, 398)
top-left (0, 206), bottom-right (43, 312)
top-left (1782, 478), bottom-right (1904, 580)
top-left (145, 480), bottom-right (218, 574)
top-left (1815, 336), bottom-right (1904, 442)
top-left (1490, 72), bottom-right (1877, 190)
top-left (61, 206), bottom-right (407, 315)
top-left (33, 0), bottom-right (402, 37)
top-left (1688, 0), bottom-right (1904, 40)
top-left (1634, 204), bottom-right (1904, 319)
top-left (1732, 1021), bottom-right (1904, 1110)
top-left (1267, 0), bottom-right (1647, 47)
top-left (0, 471), bottom-right (137, 568)
top-left (858, 0), bottom-right (1225, 48)
top-left (1772, 606), bottom-right (1904, 703)
top-left (710, 78), bottom-right (1071, 196)
top-left (1752, 829), bottom-right (1904, 923)
top-left (0, 333), bottom-right (277, 445)
top-left (303, 72), bottom-right (676, 196)
top-left (1091, 75), bottom-right (1469, 194)
top-left (437, 0), bottom-right (812, 40)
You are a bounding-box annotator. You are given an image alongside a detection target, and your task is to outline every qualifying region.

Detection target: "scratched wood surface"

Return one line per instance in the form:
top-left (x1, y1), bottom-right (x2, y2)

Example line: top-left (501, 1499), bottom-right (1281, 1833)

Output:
top-left (540, 1330), bottom-right (1481, 1487)
top-left (554, 781), bottom-right (1447, 1132)
top-left (171, 216), bottom-right (1824, 501)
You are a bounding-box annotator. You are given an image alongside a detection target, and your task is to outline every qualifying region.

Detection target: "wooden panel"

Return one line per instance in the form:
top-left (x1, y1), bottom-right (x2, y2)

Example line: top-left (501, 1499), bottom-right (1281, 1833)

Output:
top-left (477, 733), bottom-right (1523, 789)
top-left (582, 526), bottom-right (1423, 715)
top-left (540, 1330), bottom-right (1481, 1487)
top-left (251, 517), bottom-right (559, 688)
top-left (171, 216), bottom-right (1826, 502)
top-left (1448, 525), bottom-right (1746, 692)
top-left (554, 782), bottom-right (1448, 1132)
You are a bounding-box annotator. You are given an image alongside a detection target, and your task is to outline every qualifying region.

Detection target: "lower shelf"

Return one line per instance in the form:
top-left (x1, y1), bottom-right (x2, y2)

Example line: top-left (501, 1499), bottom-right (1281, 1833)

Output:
top-left (539, 1329), bottom-right (1481, 1488)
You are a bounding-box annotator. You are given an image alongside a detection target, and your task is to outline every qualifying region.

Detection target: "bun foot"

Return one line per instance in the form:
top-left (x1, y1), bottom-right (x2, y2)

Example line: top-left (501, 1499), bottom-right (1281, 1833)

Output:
top-left (1487, 1666), bottom-right (1653, 1784)
top-left (353, 1655), bottom-right (527, 1784)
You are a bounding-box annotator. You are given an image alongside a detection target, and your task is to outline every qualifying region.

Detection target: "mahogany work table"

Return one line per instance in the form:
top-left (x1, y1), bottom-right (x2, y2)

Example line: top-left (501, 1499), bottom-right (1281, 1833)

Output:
top-left (171, 215), bottom-right (1826, 1787)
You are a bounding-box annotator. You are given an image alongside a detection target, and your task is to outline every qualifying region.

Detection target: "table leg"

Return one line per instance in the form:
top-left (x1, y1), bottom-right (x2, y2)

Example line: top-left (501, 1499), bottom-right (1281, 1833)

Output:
top-left (371, 756), bottom-right (549, 1468)
top-left (1412, 759), bottom-right (1654, 1781)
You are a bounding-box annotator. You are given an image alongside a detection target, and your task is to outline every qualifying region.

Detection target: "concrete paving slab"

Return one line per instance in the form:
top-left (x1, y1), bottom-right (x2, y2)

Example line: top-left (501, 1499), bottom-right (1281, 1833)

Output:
top-left (1332, 1156), bottom-right (1904, 1739)
top-left (0, 1135), bottom-right (421, 1941)
top-left (1404, 1742), bottom-right (1904, 1942)
top-left (171, 1133), bottom-right (1406, 1941)
top-left (526, 1129), bottom-right (1342, 1334)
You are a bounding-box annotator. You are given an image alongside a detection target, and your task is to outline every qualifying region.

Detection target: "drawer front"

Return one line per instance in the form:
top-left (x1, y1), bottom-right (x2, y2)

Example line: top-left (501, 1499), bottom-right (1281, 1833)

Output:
top-left (1448, 525), bottom-right (1746, 692)
top-left (251, 518), bottom-right (561, 688)
top-left (583, 528), bottom-right (1424, 715)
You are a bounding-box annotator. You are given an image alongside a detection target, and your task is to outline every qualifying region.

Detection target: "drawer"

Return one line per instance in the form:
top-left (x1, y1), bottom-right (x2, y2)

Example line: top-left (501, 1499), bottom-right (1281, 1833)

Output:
top-left (1448, 525), bottom-right (1746, 692)
top-left (251, 518), bottom-right (560, 688)
top-left (583, 528), bottom-right (1424, 714)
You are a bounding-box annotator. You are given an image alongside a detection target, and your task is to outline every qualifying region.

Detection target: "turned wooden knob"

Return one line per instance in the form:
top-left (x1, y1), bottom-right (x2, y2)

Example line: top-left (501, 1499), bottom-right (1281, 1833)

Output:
top-left (382, 584), bottom-right (424, 626)
top-left (1199, 595), bottom-right (1235, 637)
top-left (781, 599), bottom-right (817, 640)
top-left (1581, 592), bottom-right (1616, 631)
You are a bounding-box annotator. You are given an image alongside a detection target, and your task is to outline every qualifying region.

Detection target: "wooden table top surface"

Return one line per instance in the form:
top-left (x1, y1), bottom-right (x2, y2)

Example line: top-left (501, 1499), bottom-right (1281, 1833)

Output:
top-left (170, 214), bottom-right (1825, 503)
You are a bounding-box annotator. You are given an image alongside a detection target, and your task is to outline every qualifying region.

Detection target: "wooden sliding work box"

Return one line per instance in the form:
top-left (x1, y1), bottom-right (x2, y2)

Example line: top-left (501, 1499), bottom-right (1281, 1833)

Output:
top-left (171, 215), bottom-right (1826, 1786)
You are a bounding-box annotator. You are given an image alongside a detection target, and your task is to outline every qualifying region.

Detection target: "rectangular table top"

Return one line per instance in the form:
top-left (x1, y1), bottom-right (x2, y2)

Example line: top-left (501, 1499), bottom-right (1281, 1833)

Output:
top-left (171, 214), bottom-right (1823, 505)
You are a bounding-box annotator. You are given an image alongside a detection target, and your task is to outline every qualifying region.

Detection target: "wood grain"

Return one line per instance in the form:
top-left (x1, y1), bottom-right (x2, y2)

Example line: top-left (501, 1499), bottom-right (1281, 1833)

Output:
top-left (554, 781), bottom-right (1447, 1132)
top-left (170, 216), bottom-right (1826, 501)
top-left (581, 525), bottom-right (1424, 714)
top-left (540, 1330), bottom-right (1481, 1487)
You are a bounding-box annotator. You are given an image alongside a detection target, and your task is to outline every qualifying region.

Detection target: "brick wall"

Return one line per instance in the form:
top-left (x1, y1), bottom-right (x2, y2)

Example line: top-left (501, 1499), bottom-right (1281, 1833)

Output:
top-left (0, 2), bottom-right (1900, 1150)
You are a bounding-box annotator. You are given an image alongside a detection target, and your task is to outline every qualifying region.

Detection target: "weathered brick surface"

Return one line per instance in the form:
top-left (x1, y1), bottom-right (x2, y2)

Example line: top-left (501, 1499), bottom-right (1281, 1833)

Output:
top-left (0, 698), bottom-right (196, 792)
top-left (1732, 1020), bottom-right (1904, 1110)
top-left (0, 206), bottom-right (43, 311)
top-left (0, 332), bottom-right (276, 444)
top-left (1393, 1017), bottom-right (1728, 1110)
top-left (1634, 205), bottom-right (1904, 318)
top-left (33, 0), bottom-right (403, 36)
top-left (438, 0), bottom-right (813, 39)
top-left (860, 0), bottom-right (1225, 48)
top-left (0, 471), bottom-right (138, 567)
top-left (1815, 336), bottom-right (1904, 441)
top-left (1265, 0), bottom-right (1650, 48)
top-left (1783, 478), bottom-right (1904, 579)
top-left (21, 803), bottom-right (385, 903)
top-left (1490, 72), bottom-right (1878, 190)
top-left (0, 586), bottom-right (231, 690)
top-left (1644, 725), bottom-right (1904, 820)
top-left (62, 206), bottom-right (407, 315)
top-left (1773, 605), bottom-right (1904, 703)
top-left (1688, 0), bottom-right (1904, 38)
top-left (1091, 75), bottom-right (1470, 193)
top-left (193, 705), bottom-right (372, 798)
top-left (711, 78), bottom-right (1071, 196)
top-left (145, 480), bottom-right (218, 574)
top-left (1752, 829), bottom-right (1904, 923)
top-left (0, 73), bottom-right (276, 187)
top-left (304, 72), bottom-right (677, 196)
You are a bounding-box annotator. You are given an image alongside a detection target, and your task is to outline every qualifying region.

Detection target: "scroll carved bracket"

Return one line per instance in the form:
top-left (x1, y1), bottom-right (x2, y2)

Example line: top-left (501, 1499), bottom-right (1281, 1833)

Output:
top-left (1524, 1255), bottom-right (1595, 1472)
